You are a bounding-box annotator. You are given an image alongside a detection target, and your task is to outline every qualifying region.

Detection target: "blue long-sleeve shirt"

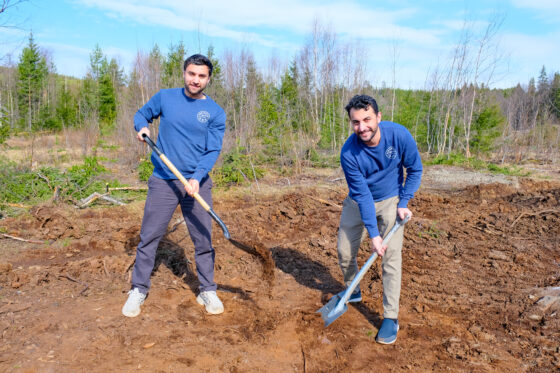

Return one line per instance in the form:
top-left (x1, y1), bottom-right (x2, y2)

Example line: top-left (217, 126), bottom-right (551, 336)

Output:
top-left (134, 88), bottom-right (226, 182)
top-left (340, 121), bottom-right (423, 238)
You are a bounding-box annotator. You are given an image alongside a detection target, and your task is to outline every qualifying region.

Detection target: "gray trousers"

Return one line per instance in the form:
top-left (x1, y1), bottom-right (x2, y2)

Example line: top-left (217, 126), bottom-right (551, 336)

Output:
top-left (131, 175), bottom-right (216, 294)
top-left (337, 195), bottom-right (403, 319)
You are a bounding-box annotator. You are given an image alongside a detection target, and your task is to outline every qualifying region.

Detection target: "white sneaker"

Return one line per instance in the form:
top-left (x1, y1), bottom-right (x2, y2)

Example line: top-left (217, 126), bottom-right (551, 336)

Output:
top-left (196, 290), bottom-right (224, 315)
top-left (122, 288), bottom-right (146, 317)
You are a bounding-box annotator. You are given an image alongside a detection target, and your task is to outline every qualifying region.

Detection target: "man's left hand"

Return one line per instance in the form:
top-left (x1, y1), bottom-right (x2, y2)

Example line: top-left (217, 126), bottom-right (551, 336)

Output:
top-left (397, 207), bottom-right (412, 221)
top-left (187, 179), bottom-right (199, 197)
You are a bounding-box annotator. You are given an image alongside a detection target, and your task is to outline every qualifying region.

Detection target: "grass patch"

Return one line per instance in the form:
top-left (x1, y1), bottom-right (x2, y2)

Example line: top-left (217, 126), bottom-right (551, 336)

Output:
top-left (418, 221), bottom-right (445, 239)
top-left (308, 148), bottom-right (340, 168)
top-left (426, 153), bottom-right (530, 177)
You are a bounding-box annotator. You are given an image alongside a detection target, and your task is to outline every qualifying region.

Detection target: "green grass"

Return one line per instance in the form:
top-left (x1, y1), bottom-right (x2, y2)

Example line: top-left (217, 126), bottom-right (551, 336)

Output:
top-left (426, 153), bottom-right (531, 177)
top-left (418, 221), bottom-right (445, 239)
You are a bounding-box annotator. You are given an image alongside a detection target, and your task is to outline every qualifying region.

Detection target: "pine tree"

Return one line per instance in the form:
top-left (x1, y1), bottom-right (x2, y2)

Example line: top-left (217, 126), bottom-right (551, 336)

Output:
top-left (550, 73), bottom-right (560, 120)
top-left (98, 72), bottom-right (116, 126)
top-left (16, 32), bottom-right (48, 130)
top-left (56, 77), bottom-right (78, 128)
top-left (205, 45), bottom-right (226, 103)
top-left (0, 104), bottom-right (9, 144)
top-left (162, 41), bottom-right (186, 88)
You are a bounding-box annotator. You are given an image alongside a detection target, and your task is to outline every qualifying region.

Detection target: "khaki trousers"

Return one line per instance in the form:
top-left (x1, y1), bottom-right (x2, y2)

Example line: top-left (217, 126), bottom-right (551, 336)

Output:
top-left (337, 195), bottom-right (403, 319)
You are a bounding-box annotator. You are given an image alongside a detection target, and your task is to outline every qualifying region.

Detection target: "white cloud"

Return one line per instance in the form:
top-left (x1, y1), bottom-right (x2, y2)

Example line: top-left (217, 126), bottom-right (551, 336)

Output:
top-left (76, 0), bottom-right (444, 48)
top-left (511, 0), bottom-right (560, 22)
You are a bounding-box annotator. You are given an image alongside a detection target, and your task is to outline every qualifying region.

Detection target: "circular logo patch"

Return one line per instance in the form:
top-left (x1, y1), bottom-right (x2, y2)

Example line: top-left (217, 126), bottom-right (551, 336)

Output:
top-left (197, 111), bottom-right (210, 123)
top-left (385, 146), bottom-right (398, 159)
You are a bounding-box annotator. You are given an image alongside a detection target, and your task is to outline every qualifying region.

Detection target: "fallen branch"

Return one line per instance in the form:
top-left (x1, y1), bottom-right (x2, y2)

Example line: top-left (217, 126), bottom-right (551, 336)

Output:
top-left (78, 192), bottom-right (125, 208)
top-left (511, 209), bottom-right (559, 228)
top-left (108, 187), bottom-right (148, 191)
top-left (58, 274), bottom-right (89, 296)
top-left (1, 202), bottom-right (31, 209)
top-left (250, 160), bottom-right (261, 191)
top-left (102, 259), bottom-right (109, 277)
top-left (304, 195), bottom-right (342, 209)
top-left (1, 233), bottom-right (43, 244)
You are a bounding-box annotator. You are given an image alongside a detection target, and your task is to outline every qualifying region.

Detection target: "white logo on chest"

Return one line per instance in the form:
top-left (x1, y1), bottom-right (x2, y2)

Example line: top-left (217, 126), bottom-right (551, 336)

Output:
top-left (197, 111), bottom-right (210, 123)
top-left (385, 146), bottom-right (398, 159)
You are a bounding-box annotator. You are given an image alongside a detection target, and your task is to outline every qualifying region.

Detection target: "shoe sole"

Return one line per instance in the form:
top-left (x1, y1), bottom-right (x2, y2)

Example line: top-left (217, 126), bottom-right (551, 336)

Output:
top-left (122, 308), bottom-right (141, 318)
top-left (196, 296), bottom-right (224, 315)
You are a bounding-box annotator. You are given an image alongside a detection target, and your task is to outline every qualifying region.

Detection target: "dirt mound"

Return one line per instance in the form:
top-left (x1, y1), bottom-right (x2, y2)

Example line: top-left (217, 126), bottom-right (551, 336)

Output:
top-left (1, 176), bottom-right (559, 372)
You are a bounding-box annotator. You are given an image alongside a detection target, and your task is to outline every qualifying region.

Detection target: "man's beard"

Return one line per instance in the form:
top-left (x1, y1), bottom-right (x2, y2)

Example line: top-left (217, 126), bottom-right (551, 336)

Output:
top-left (359, 127), bottom-right (378, 143)
top-left (185, 84), bottom-right (204, 96)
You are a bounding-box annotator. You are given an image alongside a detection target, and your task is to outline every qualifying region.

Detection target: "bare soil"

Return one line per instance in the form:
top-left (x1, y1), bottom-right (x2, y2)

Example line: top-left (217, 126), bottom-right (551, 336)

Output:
top-left (1, 166), bottom-right (559, 372)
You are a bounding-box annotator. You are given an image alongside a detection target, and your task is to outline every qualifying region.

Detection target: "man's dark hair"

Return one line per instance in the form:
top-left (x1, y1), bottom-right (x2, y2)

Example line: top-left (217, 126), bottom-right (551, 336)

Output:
top-left (183, 54), bottom-right (213, 76)
top-left (345, 95), bottom-right (379, 117)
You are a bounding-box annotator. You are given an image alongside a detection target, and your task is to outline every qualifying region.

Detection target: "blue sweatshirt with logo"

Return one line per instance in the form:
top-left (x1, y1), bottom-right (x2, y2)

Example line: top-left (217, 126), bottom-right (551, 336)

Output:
top-left (340, 121), bottom-right (423, 238)
top-left (134, 88), bottom-right (226, 182)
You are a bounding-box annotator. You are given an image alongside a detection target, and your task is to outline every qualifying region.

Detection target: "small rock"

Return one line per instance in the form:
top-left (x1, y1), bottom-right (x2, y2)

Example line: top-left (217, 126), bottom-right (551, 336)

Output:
top-left (488, 250), bottom-right (508, 261)
top-left (143, 342), bottom-right (155, 349)
top-left (537, 295), bottom-right (560, 310)
top-left (528, 314), bottom-right (541, 321)
top-left (479, 332), bottom-right (496, 342)
top-left (0, 262), bottom-right (12, 274)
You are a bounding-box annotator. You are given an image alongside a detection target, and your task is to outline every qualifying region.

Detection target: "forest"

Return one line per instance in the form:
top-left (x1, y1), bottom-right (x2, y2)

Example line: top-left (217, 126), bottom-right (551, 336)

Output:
top-left (1, 20), bottom-right (560, 185)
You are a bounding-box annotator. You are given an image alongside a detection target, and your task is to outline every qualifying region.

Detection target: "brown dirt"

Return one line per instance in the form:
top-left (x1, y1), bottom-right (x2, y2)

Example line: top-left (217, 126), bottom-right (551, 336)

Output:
top-left (1, 169), bottom-right (560, 372)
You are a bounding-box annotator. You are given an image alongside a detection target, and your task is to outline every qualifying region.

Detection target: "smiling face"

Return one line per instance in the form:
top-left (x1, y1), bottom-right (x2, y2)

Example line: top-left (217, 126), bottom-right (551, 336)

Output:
top-left (349, 105), bottom-right (382, 146)
top-left (183, 63), bottom-right (211, 99)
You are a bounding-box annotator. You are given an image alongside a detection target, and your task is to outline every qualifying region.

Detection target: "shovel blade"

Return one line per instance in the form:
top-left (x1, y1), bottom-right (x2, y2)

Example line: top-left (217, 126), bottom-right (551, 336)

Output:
top-left (316, 294), bottom-right (348, 327)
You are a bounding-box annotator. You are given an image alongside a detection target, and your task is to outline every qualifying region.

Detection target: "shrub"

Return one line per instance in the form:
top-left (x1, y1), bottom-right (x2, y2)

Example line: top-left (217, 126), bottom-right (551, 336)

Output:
top-left (211, 147), bottom-right (264, 186)
top-left (137, 157), bottom-right (154, 182)
top-left (0, 156), bottom-right (121, 206)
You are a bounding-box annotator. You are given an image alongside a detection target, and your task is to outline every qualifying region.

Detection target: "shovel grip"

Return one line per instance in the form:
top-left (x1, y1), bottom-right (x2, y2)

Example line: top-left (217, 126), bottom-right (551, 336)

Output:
top-left (142, 134), bottom-right (211, 211)
top-left (141, 134), bottom-right (231, 240)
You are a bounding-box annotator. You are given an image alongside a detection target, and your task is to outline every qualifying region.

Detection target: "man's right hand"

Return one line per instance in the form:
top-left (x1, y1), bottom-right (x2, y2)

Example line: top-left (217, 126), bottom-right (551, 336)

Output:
top-left (137, 127), bottom-right (150, 142)
top-left (371, 235), bottom-right (387, 256)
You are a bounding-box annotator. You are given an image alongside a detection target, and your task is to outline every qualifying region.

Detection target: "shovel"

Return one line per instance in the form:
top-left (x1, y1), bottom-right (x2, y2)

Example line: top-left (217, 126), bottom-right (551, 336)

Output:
top-left (317, 215), bottom-right (410, 327)
top-left (142, 134), bottom-right (231, 240)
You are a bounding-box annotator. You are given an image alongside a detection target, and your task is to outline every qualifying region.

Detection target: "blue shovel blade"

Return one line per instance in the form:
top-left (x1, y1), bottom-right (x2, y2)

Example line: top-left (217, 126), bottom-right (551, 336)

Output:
top-left (316, 294), bottom-right (349, 327)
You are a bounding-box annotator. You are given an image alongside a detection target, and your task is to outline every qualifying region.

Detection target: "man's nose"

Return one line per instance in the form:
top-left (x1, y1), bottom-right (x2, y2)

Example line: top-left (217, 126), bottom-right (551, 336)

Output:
top-left (357, 122), bottom-right (367, 131)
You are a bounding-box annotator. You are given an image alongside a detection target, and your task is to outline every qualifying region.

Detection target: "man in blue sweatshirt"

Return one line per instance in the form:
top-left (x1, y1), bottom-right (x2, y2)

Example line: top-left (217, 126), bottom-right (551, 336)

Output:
top-left (337, 94), bottom-right (422, 344)
top-left (122, 54), bottom-right (226, 317)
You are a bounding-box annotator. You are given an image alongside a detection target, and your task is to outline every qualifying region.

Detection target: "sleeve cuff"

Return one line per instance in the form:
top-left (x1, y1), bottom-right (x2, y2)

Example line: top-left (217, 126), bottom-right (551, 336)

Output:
top-left (397, 198), bottom-right (409, 209)
top-left (366, 225), bottom-right (380, 238)
top-left (191, 169), bottom-right (206, 183)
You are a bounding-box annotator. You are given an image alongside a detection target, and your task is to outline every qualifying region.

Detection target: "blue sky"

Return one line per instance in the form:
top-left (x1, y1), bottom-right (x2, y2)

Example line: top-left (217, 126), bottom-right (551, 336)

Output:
top-left (0, 0), bottom-right (559, 88)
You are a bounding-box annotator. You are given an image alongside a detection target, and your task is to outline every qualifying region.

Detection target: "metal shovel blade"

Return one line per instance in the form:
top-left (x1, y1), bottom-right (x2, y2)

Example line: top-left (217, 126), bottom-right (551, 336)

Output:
top-left (317, 294), bottom-right (348, 327)
top-left (316, 215), bottom-right (410, 327)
